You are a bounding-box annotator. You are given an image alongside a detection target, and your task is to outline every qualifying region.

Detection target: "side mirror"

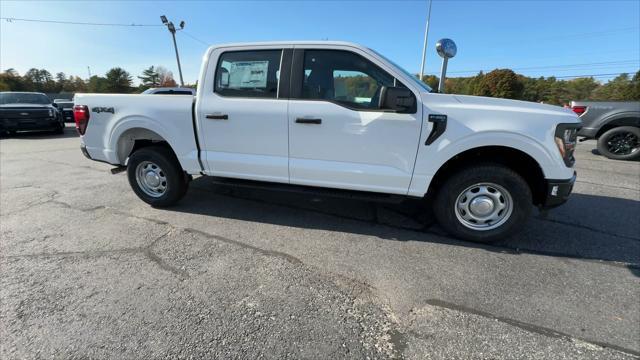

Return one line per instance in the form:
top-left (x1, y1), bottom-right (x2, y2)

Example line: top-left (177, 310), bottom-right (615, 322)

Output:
top-left (378, 86), bottom-right (416, 113)
top-left (52, 102), bottom-right (59, 108)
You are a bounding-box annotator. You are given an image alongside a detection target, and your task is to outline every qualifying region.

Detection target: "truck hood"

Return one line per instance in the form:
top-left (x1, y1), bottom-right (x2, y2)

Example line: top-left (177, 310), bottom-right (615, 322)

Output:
top-left (422, 92), bottom-right (578, 121)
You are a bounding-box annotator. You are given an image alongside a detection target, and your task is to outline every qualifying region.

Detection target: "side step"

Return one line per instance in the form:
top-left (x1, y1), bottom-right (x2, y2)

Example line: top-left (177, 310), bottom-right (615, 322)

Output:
top-left (207, 177), bottom-right (407, 204)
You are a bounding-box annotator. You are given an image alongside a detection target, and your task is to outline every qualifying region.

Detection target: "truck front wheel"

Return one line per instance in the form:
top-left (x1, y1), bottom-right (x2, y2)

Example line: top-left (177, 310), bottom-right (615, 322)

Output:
top-left (433, 164), bottom-right (532, 243)
top-left (127, 146), bottom-right (188, 207)
top-left (597, 126), bottom-right (640, 161)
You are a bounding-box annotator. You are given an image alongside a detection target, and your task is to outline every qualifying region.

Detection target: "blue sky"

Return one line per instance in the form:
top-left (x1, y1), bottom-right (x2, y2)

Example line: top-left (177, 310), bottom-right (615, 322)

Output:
top-left (1, 0), bottom-right (639, 85)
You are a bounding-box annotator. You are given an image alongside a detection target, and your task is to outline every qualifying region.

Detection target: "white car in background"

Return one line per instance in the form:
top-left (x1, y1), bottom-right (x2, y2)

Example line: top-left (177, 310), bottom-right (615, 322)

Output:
top-left (73, 41), bottom-right (580, 243)
top-left (141, 87), bottom-right (195, 95)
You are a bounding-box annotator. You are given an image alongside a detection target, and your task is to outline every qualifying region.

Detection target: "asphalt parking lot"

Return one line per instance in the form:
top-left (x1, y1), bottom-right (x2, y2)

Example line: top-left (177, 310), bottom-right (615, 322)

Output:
top-left (1, 125), bottom-right (639, 359)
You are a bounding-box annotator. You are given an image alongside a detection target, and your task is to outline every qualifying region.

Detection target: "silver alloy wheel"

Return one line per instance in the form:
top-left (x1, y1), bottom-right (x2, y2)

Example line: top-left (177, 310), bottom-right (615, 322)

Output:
top-left (135, 161), bottom-right (167, 198)
top-left (455, 182), bottom-right (513, 231)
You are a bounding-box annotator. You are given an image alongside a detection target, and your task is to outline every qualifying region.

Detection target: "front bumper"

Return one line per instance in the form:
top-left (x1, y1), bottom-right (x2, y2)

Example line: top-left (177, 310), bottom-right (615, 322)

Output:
top-left (541, 172), bottom-right (576, 209)
top-left (577, 126), bottom-right (598, 139)
top-left (61, 110), bottom-right (74, 122)
top-left (1, 117), bottom-right (62, 131)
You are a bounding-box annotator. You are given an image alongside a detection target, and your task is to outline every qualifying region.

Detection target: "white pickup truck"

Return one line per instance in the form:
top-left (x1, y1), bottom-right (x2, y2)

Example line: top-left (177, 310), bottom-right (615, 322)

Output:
top-left (75, 41), bottom-right (580, 242)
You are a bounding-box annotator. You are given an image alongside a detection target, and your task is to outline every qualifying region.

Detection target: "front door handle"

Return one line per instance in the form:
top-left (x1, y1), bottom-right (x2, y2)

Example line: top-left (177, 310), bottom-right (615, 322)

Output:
top-left (206, 114), bottom-right (228, 120)
top-left (295, 118), bottom-right (322, 124)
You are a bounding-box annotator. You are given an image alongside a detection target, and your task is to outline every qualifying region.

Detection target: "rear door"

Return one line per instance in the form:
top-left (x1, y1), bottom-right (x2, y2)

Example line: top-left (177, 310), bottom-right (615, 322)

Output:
top-left (196, 46), bottom-right (292, 183)
top-left (287, 47), bottom-right (423, 194)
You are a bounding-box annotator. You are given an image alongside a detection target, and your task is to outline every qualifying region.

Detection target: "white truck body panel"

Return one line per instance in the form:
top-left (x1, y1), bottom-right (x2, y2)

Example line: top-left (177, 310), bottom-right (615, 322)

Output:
top-left (76, 40), bottom-right (579, 199)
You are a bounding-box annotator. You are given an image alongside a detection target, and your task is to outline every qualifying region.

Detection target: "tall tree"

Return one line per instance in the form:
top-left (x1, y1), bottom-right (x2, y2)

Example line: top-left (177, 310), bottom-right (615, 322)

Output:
top-left (138, 66), bottom-right (160, 88)
top-left (156, 66), bottom-right (177, 87)
top-left (55, 72), bottom-right (69, 93)
top-left (0, 68), bottom-right (24, 91)
top-left (476, 69), bottom-right (524, 99)
top-left (70, 76), bottom-right (88, 92)
top-left (87, 75), bottom-right (108, 93)
top-left (23, 68), bottom-right (55, 92)
top-left (104, 67), bottom-right (133, 93)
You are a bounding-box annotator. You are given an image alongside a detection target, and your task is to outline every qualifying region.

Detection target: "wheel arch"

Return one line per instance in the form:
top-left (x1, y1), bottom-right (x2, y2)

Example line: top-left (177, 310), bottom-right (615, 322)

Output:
top-left (425, 145), bottom-right (547, 206)
top-left (595, 114), bottom-right (640, 138)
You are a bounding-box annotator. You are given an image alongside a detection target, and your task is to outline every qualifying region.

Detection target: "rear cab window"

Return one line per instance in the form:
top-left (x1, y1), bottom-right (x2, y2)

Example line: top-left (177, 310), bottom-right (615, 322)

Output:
top-left (214, 50), bottom-right (282, 98)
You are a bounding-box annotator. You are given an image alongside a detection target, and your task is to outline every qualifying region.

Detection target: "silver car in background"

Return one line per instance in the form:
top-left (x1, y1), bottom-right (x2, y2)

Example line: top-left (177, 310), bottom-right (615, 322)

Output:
top-left (141, 87), bottom-right (195, 95)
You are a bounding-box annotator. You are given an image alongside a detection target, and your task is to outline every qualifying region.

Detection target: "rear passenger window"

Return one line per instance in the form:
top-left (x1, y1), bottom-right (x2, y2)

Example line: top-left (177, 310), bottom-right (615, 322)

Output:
top-left (215, 50), bottom-right (282, 98)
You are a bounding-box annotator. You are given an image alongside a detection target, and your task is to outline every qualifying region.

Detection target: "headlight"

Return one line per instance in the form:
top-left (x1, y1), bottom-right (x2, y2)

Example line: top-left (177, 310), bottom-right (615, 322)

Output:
top-left (554, 124), bottom-right (579, 166)
top-left (48, 108), bottom-right (54, 117)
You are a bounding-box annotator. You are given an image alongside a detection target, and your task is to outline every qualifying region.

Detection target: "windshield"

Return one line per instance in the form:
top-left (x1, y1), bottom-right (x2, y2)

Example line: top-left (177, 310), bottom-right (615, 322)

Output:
top-left (0, 93), bottom-right (51, 105)
top-left (368, 49), bottom-right (432, 92)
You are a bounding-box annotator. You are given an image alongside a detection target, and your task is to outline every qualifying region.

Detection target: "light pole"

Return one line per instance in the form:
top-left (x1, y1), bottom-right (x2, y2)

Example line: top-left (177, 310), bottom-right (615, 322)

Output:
top-left (419, 0), bottom-right (433, 81)
top-left (435, 38), bottom-right (457, 93)
top-left (160, 15), bottom-right (185, 87)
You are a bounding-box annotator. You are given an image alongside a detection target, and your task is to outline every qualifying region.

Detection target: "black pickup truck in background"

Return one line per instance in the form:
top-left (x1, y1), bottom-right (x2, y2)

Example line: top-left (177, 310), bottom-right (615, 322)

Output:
top-left (571, 100), bottom-right (640, 161)
top-left (53, 98), bottom-right (75, 122)
top-left (0, 92), bottom-right (65, 135)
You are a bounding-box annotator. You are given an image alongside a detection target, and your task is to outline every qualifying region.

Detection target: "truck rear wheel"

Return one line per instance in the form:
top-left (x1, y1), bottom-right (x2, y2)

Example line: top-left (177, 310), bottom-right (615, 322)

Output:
top-left (127, 146), bottom-right (188, 207)
top-left (597, 126), bottom-right (640, 161)
top-left (433, 164), bottom-right (532, 243)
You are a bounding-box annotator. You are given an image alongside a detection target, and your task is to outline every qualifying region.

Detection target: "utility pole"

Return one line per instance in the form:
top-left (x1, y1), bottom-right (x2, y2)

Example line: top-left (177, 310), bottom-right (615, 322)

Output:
top-left (419, 0), bottom-right (433, 81)
top-left (160, 15), bottom-right (185, 87)
top-left (87, 66), bottom-right (92, 78)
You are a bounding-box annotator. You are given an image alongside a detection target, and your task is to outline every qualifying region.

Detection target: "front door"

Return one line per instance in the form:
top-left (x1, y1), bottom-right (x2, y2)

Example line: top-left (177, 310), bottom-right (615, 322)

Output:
top-left (288, 48), bottom-right (423, 194)
top-left (197, 48), bottom-right (290, 183)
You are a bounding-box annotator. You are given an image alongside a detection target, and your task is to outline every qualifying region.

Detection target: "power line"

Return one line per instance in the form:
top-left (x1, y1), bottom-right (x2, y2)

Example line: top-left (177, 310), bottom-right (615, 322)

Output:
top-left (181, 31), bottom-right (209, 46)
top-left (494, 26), bottom-right (640, 45)
top-left (448, 60), bottom-right (640, 75)
top-left (0, 17), bottom-right (163, 27)
top-left (554, 72), bottom-right (635, 79)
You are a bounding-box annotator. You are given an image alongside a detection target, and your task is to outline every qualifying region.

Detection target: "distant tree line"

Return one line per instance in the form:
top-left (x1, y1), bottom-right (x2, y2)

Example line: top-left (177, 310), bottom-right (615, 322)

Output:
top-left (0, 65), bottom-right (638, 104)
top-left (421, 69), bottom-right (640, 104)
top-left (0, 66), bottom-right (193, 96)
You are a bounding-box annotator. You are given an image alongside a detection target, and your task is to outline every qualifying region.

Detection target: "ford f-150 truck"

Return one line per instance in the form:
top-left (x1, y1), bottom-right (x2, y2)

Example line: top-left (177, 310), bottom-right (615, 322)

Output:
top-left (1, 92), bottom-right (65, 134)
top-left (570, 101), bottom-right (640, 161)
top-left (74, 41), bottom-right (580, 242)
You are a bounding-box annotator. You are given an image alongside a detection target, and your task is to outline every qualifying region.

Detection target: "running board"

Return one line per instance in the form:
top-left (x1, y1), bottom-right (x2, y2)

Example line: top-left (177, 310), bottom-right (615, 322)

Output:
top-left (207, 177), bottom-right (407, 204)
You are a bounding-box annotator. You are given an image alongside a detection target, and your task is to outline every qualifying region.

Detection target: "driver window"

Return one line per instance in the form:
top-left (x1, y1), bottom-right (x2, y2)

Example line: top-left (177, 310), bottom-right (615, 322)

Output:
top-left (301, 50), bottom-right (395, 110)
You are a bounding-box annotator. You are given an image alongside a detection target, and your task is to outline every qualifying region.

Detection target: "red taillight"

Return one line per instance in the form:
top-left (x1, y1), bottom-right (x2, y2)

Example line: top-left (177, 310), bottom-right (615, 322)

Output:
top-left (74, 105), bottom-right (90, 135)
top-left (571, 106), bottom-right (587, 116)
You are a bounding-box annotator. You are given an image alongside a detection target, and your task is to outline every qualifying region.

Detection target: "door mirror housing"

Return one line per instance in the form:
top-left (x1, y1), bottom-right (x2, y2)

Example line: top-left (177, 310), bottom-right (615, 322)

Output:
top-left (378, 86), bottom-right (416, 113)
top-left (51, 102), bottom-right (59, 108)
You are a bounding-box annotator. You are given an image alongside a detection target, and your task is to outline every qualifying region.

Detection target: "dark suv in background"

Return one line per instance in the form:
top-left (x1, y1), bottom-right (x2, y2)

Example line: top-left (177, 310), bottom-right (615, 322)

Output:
top-left (0, 92), bottom-right (65, 135)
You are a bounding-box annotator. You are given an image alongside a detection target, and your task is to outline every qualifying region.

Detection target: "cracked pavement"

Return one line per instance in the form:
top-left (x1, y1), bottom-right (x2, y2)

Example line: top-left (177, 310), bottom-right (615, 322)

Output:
top-left (1, 126), bottom-right (639, 359)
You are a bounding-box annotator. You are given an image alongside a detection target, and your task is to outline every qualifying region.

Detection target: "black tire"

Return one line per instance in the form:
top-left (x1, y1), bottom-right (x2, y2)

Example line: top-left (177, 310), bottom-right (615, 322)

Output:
top-left (53, 123), bottom-right (65, 134)
top-left (127, 146), bottom-right (188, 207)
top-left (433, 164), bottom-right (532, 243)
top-left (597, 126), bottom-right (640, 161)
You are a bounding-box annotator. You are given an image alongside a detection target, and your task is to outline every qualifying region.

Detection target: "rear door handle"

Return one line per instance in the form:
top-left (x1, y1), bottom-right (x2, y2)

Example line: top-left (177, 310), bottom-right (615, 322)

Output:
top-left (206, 114), bottom-right (228, 120)
top-left (295, 118), bottom-right (322, 124)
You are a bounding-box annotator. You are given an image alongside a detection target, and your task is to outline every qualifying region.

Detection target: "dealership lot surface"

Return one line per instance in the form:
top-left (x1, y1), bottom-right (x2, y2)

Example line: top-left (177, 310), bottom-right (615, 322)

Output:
top-left (1, 126), bottom-right (639, 359)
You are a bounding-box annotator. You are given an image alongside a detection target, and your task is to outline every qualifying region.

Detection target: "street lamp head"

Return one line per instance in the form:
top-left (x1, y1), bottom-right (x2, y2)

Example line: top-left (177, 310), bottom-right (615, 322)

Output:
top-left (160, 15), bottom-right (168, 24)
top-left (179, 21), bottom-right (185, 29)
top-left (436, 38), bottom-right (457, 59)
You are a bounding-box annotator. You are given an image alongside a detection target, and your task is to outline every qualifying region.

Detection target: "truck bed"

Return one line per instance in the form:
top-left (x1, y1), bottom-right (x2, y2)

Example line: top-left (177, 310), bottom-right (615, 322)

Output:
top-left (75, 93), bottom-right (201, 173)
